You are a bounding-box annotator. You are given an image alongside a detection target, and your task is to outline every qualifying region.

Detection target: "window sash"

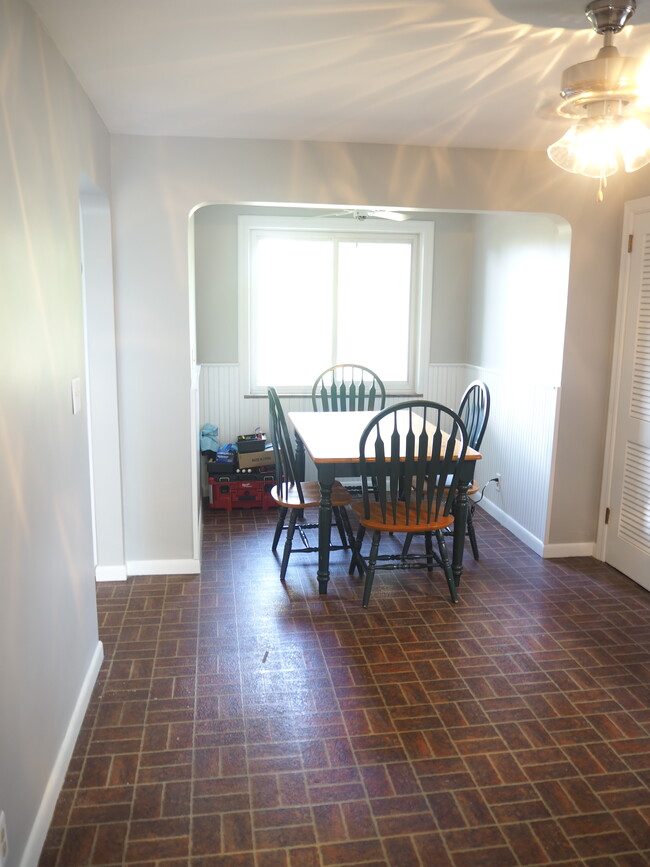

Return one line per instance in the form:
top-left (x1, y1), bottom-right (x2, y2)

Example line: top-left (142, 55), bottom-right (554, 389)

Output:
top-left (238, 215), bottom-right (433, 396)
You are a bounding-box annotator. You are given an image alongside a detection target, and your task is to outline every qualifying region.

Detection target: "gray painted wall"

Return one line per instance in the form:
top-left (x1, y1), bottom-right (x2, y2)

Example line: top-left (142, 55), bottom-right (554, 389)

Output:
top-left (468, 212), bottom-right (571, 386)
top-left (1, 0), bottom-right (110, 863)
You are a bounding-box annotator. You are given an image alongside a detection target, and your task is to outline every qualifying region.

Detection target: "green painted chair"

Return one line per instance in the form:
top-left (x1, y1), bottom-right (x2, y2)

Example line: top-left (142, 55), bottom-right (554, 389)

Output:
top-left (267, 387), bottom-right (358, 580)
top-left (312, 364), bottom-right (387, 497)
top-left (457, 380), bottom-right (491, 558)
top-left (311, 364), bottom-right (386, 412)
top-left (402, 380), bottom-right (491, 560)
top-left (350, 400), bottom-right (469, 605)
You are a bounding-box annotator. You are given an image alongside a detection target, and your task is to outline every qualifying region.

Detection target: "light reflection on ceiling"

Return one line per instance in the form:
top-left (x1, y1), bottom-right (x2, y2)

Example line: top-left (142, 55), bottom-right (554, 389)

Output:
top-left (25, 0), bottom-right (650, 152)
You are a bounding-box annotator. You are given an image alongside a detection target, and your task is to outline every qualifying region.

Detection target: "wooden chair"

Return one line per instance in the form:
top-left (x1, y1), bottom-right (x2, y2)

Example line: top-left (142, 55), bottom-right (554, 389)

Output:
top-left (402, 380), bottom-right (490, 560)
top-left (267, 387), bottom-right (357, 580)
top-left (312, 364), bottom-right (386, 412)
top-left (312, 364), bottom-right (386, 496)
top-left (351, 400), bottom-right (469, 605)
top-left (457, 380), bottom-right (490, 558)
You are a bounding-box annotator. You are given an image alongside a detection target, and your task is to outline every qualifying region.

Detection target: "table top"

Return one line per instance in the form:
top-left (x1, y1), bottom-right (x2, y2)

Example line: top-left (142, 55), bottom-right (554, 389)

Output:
top-left (289, 409), bottom-right (481, 465)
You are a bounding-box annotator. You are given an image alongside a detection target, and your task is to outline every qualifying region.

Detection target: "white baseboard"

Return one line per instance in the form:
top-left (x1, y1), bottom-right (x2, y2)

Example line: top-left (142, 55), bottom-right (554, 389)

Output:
top-left (126, 559), bottom-right (201, 576)
top-left (541, 541), bottom-right (597, 558)
top-left (95, 564), bottom-right (127, 582)
top-left (21, 641), bottom-right (104, 867)
top-left (480, 500), bottom-right (597, 559)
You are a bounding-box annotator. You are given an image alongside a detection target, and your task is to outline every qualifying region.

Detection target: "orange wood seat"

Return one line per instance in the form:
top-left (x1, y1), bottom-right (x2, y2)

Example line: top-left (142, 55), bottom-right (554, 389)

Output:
top-left (271, 480), bottom-right (351, 509)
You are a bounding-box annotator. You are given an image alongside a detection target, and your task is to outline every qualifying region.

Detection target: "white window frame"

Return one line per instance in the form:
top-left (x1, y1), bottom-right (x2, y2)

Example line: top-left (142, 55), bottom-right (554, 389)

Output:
top-left (238, 215), bottom-right (433, 396)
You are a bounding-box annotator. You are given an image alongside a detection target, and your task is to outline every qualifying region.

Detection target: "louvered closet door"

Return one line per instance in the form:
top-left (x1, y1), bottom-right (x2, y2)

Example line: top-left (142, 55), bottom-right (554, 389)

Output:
top-left (605, 210), bottom-right (650, 591)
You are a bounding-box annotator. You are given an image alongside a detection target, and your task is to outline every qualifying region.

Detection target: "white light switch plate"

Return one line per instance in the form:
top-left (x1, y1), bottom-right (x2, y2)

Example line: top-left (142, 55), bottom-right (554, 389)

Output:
top-left (71, 377), bottom-right (81, 415)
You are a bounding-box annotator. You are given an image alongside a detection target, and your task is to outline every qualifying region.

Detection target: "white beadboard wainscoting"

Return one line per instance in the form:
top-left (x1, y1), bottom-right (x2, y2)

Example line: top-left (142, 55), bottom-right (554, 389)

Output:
top-left (426, 365), bottom-right (561, 557)
top-left (199, 363), bottom-right (560, 556)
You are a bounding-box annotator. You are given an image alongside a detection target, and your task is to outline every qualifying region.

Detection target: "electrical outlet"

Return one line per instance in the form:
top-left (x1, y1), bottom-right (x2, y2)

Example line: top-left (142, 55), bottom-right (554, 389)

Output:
top-left (495, 473), bottom-right (502, 492)
top-left (0, 810), bottom-right (8, 867)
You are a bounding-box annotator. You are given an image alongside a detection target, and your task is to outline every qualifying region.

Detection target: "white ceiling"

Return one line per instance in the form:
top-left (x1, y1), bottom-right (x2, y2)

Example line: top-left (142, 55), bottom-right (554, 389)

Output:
top-left (27, 0), bottom-right (650, 152)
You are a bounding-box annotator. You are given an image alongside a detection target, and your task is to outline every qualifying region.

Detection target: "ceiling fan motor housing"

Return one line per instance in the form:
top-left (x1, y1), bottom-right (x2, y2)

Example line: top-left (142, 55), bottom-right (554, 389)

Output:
top-left (560, 49), bottom-right (641, 109)
top-left (558, 1), bottom-right (641, 116)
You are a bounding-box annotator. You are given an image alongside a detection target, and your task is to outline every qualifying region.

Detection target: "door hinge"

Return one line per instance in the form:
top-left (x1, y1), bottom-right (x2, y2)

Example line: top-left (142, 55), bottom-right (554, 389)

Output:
top-left (628, 234), bottom-right (634, 253)
top-left (605, 507), bottom-right (611, 525)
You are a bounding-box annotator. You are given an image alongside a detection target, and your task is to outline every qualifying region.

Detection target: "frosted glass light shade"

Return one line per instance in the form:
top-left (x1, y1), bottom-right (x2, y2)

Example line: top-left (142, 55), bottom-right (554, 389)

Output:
top-left (548, 115), bottom-right (650, 178)
top-left (548, 119), bottom-right (619, 177)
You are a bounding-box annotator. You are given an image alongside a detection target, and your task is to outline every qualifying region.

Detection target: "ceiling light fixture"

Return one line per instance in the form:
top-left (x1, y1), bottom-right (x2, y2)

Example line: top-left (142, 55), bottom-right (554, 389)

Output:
top-left (547, 0), bottom-right (650, 200)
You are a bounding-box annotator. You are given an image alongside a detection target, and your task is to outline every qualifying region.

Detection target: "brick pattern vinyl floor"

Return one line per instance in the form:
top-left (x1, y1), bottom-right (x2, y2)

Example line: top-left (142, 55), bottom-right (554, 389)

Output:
top-left (39, 505), bottom-right (650, 866)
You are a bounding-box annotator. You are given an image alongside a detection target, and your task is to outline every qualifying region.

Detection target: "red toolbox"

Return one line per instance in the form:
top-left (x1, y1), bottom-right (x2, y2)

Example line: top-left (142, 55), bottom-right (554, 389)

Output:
top-left (208, 474), bottom-right (276, 511)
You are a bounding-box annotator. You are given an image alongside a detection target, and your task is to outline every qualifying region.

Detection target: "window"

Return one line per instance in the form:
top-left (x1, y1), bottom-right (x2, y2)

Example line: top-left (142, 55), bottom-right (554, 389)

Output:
top-left (238, 215), bottom-right (433, 395)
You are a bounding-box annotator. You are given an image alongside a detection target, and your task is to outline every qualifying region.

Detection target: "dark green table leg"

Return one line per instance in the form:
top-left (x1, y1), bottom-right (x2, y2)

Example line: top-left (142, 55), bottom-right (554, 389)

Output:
top-left (294, 432), bottom-right (305, 481)
top-left (317, 465), bottom-right (336, 595)
top-left (293, 431), bottom-right (306, 522)
top-left (452, 477), bottom-right (470, 588)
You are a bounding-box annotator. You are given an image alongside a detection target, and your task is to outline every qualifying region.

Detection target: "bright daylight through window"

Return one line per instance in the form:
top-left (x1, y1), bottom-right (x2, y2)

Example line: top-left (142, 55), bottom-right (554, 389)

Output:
top-left (238, 216), bottom-right (433, 395)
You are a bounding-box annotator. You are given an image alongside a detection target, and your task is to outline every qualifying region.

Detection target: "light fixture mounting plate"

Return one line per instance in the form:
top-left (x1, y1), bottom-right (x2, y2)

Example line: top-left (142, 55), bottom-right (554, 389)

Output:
top-left (491, 0), bottom-right (650, 30)
top-left (585, 0), bottom-right (636, 34)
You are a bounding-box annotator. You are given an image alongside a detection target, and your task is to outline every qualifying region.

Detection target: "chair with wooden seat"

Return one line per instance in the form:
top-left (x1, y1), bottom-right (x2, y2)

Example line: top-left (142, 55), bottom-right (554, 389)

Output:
top-left (351, 400), bottom-right (469, 606)
top-left (456, 380), bottom-right (490, 558)
top-left (312, 364), bottom-right (387, 497)
top-left (312, 364), bottom-right (386, 412)
top-left (402, 380), bottom-right (490, 561)
top-left (267, 387), bottom-right (357, 580)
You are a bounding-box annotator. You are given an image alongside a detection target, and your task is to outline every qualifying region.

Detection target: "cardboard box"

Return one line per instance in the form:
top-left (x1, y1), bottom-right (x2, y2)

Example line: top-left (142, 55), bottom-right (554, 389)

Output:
top-left (237, 446), bottom-right (276, 470)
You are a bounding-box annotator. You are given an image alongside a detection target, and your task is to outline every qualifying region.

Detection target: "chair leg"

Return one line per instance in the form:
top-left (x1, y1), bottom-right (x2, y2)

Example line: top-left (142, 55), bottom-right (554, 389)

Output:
top-left (424, 532), bottom-right (434, 572)
top-left (349, 525), bottom-right (366, 575)
top-left (340, 507), bottom-right (354, 547)
top-left (272, 507), bottom-right (288, 552)
top-left (401, 532), bottom-right (414, 558)
top-left (333, 507), bottom-right (348, 548)
top-left (280, 510), bottom-right (298, 581)
top-left (467, 506), bottom-right (480, 560)
top-left (341, 509), bottom-right (363, 575)
top-left (435, 530), bottom-right (458, 604)
top-left (362, 531), bottom-right (381, 607)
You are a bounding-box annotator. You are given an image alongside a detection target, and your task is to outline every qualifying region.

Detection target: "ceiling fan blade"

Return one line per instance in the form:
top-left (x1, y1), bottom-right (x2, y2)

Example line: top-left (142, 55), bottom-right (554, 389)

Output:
top-left (368, 210), bottom-right (409, 221)
top-left (303, 208), bottom-right (409, 221)
top-left (302, 210), bottom-right (355, 218)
